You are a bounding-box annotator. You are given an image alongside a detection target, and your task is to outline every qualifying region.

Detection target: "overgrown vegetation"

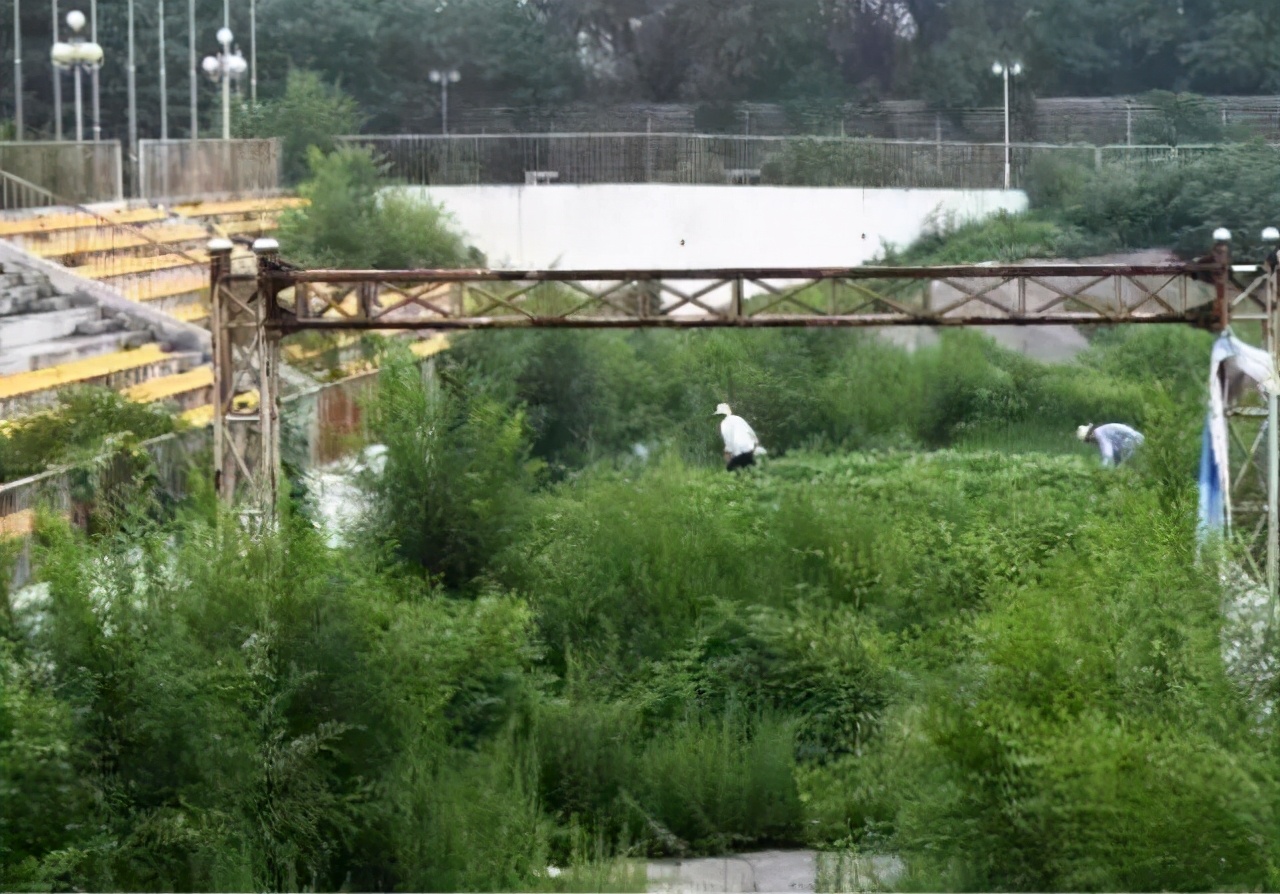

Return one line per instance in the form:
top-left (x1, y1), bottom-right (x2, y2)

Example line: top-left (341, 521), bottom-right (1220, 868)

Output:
top-left (9, 144), bottom-right (1280, 892)
top-left (277, 147), bottom-right (477, 269)
top-left (9, 317), bottom-right (1268, 891)
top-left (0, 387), bottom-right (179, 484)
top-left (234, 69), bottom-right (363, 185)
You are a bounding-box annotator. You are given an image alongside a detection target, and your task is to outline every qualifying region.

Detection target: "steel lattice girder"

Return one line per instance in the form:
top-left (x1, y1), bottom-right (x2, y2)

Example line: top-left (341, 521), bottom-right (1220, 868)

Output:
top-left (258, 261), bottom-right (1256, 332)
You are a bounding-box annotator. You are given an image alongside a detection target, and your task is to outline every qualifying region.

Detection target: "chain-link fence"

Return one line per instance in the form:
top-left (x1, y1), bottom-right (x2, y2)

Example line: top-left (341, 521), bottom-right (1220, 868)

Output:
top-left (449, 96), bottom-right (1280, 144)
top-left (338, 133), bottom-right (1228, 190)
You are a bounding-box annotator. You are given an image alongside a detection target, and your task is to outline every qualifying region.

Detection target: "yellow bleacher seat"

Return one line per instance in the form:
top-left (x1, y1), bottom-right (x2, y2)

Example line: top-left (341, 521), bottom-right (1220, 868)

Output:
top-left (26, 223), bottom-right (213, 258)
top-left (0, 207), bottom-right (169, 238)
top-left (122, 272), bottom-right (209, 303)
top-left (122, 366), bottom-right (213, 404)
top-left (72, 251), bottom-right (209, 280)
top-left (173, 197), bottom-right (307, 218)
top-left (180, 405), bottom-right (214, 427)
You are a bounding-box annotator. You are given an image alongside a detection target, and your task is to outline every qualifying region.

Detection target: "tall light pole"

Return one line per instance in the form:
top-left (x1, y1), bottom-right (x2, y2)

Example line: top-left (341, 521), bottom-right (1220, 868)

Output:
top-left (50, 9), bottom-right (102, 142)
top-left (158, 0), bottom-right (168, 139)
top-left (249, 0), bottom-right (256, 105)
top-left (127, 0), bottom-right (137, 189)
top-left (188, 0), bottom-right (196, 140)
top-left (89, 0), bottom-right (99, 140)
top-left (13, 0), bottom-right (22, 140)
top-left (51, 0), bottom-right (61, 140)
top-left (202, 27), bottom-right (247, 140)
top-left (991, 60), bottom-right (1023, 190)
top-left (429, 69), bottom-right (461, 135)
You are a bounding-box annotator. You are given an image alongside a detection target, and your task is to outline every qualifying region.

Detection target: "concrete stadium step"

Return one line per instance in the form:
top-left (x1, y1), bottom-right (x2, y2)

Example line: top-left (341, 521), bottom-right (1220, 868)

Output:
top-left (0, 306), bottom-right (101, 349)
top-left (0, 344), bottom-right (202, 419)
top-left (0, 329), bottom-right (154, 375)
top-left (122, 365), bottom-right (213, 411)
top-left (0, 197), bottom-right (300, 348)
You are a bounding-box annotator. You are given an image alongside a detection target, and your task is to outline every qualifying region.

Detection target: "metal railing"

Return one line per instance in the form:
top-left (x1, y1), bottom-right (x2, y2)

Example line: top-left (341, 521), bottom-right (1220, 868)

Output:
top-left (337, 133), bottom-right (1230, 189)
top-left (0, 427), bottom-right (210, 588)
top-left (448, 96), bottom-right (1280, 144)
top-left (137, 138), bottom-right (282, 200)
top-left (0, 169), bottom-right (61, 211)
top-left (0, 140), bottom-right (123, 205)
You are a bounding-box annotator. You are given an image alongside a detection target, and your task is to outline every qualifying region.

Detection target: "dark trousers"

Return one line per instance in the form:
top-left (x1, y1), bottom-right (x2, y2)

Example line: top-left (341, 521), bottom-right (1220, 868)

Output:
top-left (726, 451), bottom-right (755, 472)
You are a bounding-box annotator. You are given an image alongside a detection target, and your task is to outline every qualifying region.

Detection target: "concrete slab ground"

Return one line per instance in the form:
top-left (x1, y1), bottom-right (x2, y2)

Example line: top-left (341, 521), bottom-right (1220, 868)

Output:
top-left (646, 850), bottom-right (904, 893)
top-left (647, 850), bottom-right (815, 893)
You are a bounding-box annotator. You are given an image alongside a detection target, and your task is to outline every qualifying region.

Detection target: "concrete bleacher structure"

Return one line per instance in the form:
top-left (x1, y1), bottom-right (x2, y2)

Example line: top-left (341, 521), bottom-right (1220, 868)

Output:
top-left (0, 195), bottom-right (302, 426)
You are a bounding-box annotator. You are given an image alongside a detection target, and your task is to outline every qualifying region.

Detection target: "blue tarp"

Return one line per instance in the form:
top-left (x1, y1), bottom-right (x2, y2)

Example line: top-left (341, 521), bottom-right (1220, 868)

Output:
top-left (1198, 411), bottom-right (1224, 542)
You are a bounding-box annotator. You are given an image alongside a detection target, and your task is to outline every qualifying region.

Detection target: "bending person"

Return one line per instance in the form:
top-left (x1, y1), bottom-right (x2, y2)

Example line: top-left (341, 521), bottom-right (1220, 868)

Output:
top-left (714, 403), bottom-right (766, 471)
top-left (1077, 422), bottom-right (1144, 467)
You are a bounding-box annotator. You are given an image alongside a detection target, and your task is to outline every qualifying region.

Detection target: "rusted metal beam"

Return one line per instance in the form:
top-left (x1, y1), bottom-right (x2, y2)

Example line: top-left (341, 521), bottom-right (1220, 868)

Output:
top-left (271, 311), bottom-right (1212, 334)
top-left (274, 262), bottom-right (1219, 285)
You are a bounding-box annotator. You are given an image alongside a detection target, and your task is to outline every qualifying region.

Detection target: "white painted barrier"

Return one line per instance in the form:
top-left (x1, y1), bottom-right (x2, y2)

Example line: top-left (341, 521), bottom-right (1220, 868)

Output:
top-left (401, 185), bottom-right (1028, 270)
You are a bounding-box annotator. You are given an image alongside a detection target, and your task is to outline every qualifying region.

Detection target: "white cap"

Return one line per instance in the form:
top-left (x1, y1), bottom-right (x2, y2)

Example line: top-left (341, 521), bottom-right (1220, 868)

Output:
top-left (714, 403), bottom-right (732, 416)
top-left (206, 237), bottom-right (233, 252)
top-left (252, 237), bottom-right (280, 253)
top-left (1213, 227), bottom-right (1232, 243)
top-left (1076, 424), bottom-right (1092, 441)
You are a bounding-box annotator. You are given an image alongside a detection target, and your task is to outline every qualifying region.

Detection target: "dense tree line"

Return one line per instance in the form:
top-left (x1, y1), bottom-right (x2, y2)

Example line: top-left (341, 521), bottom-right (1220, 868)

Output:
top-left (5, 0), bottom-right (1280, 138)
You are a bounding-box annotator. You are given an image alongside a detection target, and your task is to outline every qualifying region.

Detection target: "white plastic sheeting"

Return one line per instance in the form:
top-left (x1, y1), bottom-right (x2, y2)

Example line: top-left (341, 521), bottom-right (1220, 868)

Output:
top-left (1199, 333), bottom-right (1280, 538)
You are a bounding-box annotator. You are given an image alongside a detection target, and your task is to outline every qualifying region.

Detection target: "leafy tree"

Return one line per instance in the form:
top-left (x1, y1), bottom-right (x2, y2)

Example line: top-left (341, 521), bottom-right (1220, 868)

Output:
top-left (234, 70), bottom-right (362, 185)
top-left (277, 146), bottom-right (474, 268)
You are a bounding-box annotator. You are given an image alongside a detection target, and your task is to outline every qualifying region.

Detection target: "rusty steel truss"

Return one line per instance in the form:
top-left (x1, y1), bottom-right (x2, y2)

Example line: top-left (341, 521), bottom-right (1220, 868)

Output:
top-left (262, 259), bottom-right (1234, 331)
top-left (213, 239), bottom-right (1280, 589)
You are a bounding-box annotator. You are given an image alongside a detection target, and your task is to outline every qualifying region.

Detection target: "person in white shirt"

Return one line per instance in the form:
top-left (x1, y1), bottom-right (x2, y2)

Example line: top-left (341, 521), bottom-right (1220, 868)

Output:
top-left (714, 403), bottom-right (765, 471)
top-left (1077, 422), bottom-right (1145, 467)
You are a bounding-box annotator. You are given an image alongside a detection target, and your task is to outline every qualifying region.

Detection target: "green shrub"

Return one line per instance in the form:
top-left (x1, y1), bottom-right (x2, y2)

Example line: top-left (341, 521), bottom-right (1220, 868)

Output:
top-left (278, 146), bottom-right (474, 269)
top-left (365, 347), bottom-right (539, 589)
top-left (894, 488), bottom-right (1274, 891)
top-left (0, 387), bottom-right (178, 483)
top-left (634, 707), bottom-right (803, 854)
top-left (234, 70), bottom-right (362, 185)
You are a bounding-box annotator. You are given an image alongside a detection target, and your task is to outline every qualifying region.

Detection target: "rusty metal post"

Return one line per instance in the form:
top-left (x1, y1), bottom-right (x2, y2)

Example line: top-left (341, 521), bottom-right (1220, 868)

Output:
top-left (253, 237), bottom-right (282, 526)
top-left (1212, 229), bottom-right (1233, 331)
top-left (208, 238), bottom-right (235, 503)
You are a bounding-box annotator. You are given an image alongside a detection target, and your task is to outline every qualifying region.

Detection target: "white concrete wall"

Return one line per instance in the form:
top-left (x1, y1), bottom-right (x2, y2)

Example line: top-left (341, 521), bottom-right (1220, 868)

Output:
top-left (402, 185), bottom-right (1028, 270)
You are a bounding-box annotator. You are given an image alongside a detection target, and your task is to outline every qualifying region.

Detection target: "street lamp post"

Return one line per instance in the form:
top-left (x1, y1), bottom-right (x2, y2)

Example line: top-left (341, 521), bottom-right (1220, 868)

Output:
top-left (202, 27), bottom-right (248, 140)
top-left (50, 10), bottom-right (103, 143)
top-left (991, 60), bottom-right (1023, 190)
top-left (51, 0), bottom-right (61, 140)
top-left (158, 0), bottom-right (168, 140)
top-left (429, 69), bottom-right (461, 135)
top-left (13, 0), bottom-right (22, 140)
top-left (90, 0), bottom-right (100, 140)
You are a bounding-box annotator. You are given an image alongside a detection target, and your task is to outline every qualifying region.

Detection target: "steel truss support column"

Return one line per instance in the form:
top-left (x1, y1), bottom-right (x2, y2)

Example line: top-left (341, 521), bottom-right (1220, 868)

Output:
top-left (210, 238), bottom-right (281, 529)
top-left (1267, 264), bottom-right (1279, 615)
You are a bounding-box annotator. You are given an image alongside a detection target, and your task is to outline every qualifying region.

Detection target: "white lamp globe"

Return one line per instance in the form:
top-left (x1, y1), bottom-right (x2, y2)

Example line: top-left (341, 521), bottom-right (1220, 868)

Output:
top-left (216, 27), bottom-right (233, 45)
top-left (65, 10), bottom-right (86, 31)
